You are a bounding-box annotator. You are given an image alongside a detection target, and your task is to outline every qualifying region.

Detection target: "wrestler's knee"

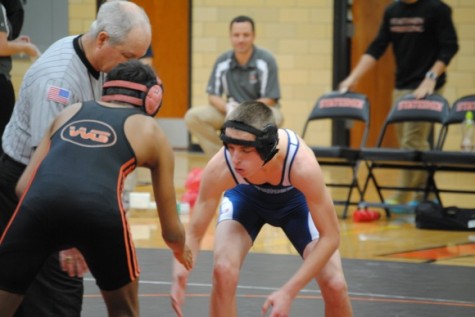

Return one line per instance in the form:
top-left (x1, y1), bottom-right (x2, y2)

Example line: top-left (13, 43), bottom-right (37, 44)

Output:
top-left (212, 260), bottom-right (239, 291)
top-left (318, 272), bottom-right (349, 303)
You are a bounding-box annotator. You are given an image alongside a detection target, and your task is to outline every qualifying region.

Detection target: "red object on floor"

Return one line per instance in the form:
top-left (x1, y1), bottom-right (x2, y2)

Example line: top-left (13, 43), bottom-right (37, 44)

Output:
top-left (181, 168), bottom-right (203, 209)
top-left (181, 189), bottom-right (198, 209)
top-left (353, 209), bottom-right (381, 222)
top-left (184, 168), bottom-right (203, 192)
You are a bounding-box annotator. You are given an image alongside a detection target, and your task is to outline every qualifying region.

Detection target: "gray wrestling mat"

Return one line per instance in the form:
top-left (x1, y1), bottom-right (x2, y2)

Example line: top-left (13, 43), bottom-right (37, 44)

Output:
top-left (82, 248), bottom-right (475, 317)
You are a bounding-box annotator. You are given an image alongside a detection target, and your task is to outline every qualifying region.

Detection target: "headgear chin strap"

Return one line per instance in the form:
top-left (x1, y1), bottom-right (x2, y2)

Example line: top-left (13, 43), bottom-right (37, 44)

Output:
top-left (101, 78), bottom-right (163, 116)
top-left (220, 120), bottom-right (279, 165)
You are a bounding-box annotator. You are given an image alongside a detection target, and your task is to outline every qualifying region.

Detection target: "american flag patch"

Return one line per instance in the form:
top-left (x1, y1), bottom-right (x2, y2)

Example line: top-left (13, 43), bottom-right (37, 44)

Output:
top-left (47, 86), bottom-right (71, 105)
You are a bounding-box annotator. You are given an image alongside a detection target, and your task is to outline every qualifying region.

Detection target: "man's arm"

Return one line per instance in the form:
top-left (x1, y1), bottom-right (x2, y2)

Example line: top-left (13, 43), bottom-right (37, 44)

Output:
top-left (29, 79), bottom-right (79, 148)
top-left (15, 125), bottom-right (51, 198)
top-left (339, 54), bottom-right (377, 93)
top-left (1, 0), bottom-right (24, 39)
top-left (131, 117), bottom-right (191, 268)
top-left (435, 3), bottom-right (459, 69)
top-left (257, 50), bottom-right (280, 106)
top-left (412, 60), bottom-right (447, 99)
top-left (0, 32), bottom-right (40, 58)
top-left (0, 4), bottom-right (40, 58)
top-left (205, 52), bottom-right (231, 114)
top-left (171, 150), bottom-right (233, 316)
top-left (262, 142), bottom-right (340, 316)
top-left (16, 104), bottom-right (82, 197)
top-left (339, 7), bottom-right (390, 93)
top-left (208, 94), bottom-right (228, 114)
top-left (413, 4), bottom-right (458, 99)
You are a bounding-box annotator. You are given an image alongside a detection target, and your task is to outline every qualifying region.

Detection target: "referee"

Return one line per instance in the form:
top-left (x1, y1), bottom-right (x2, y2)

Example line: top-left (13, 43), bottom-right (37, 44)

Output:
top-left (0, 1), bottom-right (151, 316)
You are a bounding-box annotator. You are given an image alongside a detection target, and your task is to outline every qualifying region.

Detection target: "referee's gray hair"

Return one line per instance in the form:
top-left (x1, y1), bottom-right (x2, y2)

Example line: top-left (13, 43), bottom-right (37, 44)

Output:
top-left (90, 1), bottom-right (151, 45)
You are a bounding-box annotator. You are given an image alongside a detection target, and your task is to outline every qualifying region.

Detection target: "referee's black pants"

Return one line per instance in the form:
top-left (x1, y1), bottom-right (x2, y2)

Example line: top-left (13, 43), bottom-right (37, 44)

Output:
top-left (0, 153), bottom-right (84, 317)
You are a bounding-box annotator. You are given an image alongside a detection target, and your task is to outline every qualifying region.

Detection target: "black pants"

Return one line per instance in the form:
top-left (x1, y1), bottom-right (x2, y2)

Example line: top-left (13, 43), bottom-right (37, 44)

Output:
top-left (0, 154), bottom-right (84, 317)
top-left (0, 74), bottom-right (15, 155)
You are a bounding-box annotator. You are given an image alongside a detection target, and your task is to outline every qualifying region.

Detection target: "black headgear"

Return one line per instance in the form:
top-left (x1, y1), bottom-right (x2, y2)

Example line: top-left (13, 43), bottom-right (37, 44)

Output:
top-left (101, 78), bottom-right (164, 117)
top-left (220, 120), bottom-right (279, 165)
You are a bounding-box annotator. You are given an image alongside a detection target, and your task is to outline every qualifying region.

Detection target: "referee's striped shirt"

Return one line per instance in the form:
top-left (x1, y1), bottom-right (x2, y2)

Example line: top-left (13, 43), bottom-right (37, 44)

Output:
top-left (3, 35), bottom-right (103, 165)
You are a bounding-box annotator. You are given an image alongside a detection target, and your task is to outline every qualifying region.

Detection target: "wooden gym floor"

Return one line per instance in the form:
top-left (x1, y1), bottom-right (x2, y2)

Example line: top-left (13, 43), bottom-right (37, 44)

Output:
top-left (82, 150), bottom-right (475, 316)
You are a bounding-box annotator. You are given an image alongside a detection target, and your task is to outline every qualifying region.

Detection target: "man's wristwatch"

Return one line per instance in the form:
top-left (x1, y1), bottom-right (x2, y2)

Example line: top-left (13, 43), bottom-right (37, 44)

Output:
top-left (425, 71), bottom-right (438, 81)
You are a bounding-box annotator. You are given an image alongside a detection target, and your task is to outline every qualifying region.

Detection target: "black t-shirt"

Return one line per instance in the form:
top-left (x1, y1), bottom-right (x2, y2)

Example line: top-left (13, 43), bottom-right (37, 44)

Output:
top-left (366, 0), bottom-right (458, 89)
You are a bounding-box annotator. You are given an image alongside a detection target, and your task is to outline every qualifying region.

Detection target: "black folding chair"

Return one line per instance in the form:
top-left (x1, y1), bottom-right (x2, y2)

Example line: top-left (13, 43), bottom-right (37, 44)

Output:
top-left (358, 93), bottom-right (449, 217)
top-left (301, 91), bottom-right (370, 218)
top-left (420, 95), bottom-right (475, 205)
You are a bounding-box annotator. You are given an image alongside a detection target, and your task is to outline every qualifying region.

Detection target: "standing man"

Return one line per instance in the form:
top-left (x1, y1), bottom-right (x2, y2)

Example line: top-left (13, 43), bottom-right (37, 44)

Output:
top-left (0, 59), bottom-right (192, 317)
top-left (0, 0), bottom-right (40, 154)
top-left (185, 15), bottom-right (283, 158)
top-left (172, 101), bottom-right (353, 317)
top-left (339, 0), bottom-right (458, 211)
top-left (0, 1), bottom-right (151, 316)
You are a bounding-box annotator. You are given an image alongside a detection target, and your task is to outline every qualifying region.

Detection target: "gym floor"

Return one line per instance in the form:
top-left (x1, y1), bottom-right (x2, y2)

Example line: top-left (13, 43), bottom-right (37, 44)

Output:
top-left (82, 249), bottom-right (475, 316)
top-left (84, 151), bottom-right (475, 316)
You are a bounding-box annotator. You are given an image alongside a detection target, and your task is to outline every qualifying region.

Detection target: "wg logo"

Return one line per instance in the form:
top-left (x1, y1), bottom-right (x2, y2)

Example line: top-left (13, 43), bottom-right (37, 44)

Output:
top-left (60, 120), bottom-right (117, 147)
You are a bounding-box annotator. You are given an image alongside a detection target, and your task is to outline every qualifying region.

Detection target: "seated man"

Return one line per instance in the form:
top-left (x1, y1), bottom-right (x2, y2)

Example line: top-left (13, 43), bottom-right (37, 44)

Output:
top-left (185, 15), bottom-right (283, 157)
top-left (0, 60), bottom-right (192, 317)
top-left (173, 101), bottom-right (353, 316)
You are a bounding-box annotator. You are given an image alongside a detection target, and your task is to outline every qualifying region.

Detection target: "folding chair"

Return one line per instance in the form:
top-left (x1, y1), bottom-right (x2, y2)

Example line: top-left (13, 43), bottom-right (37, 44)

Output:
top-left (358, 93), bottom-right (449, 217)
top-left (420, 95), bottom-right (475, 205)
top-left (301, 91), bottom-right (370, 218)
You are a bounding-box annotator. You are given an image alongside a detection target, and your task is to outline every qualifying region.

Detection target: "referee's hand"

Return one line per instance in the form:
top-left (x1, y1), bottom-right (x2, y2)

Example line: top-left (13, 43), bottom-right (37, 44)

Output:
top-left (59, 248), bottom-right (89, 277)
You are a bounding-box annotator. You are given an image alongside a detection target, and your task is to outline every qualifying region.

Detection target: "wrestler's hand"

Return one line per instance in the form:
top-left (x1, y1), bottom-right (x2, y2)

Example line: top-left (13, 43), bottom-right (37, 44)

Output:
top-left (59, 248), bottom-right (89, 277)
top-left (170, 252), bottom-right (192, 317)
top-left (261, 289), bottom-right (294, 317)
top-left (174, 245), bottom-right (193, 270)
top-left (170, 275), bottom-right (186, 317)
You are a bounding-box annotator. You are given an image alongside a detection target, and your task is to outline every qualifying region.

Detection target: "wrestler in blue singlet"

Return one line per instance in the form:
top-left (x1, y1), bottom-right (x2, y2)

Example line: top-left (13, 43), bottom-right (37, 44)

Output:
top-left (218, 129), bottom-right (319, 256)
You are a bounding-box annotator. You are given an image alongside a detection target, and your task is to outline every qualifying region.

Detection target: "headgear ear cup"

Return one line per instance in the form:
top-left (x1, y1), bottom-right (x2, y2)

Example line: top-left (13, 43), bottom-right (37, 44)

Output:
top-left (259, 124), bottom-right (279, 164)
top-left (144, 79), bottom-right (163, 117)
top-left (101, 77), bottom-right (164, 116)
top-left (219, 121), bottom-right (279, 165)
